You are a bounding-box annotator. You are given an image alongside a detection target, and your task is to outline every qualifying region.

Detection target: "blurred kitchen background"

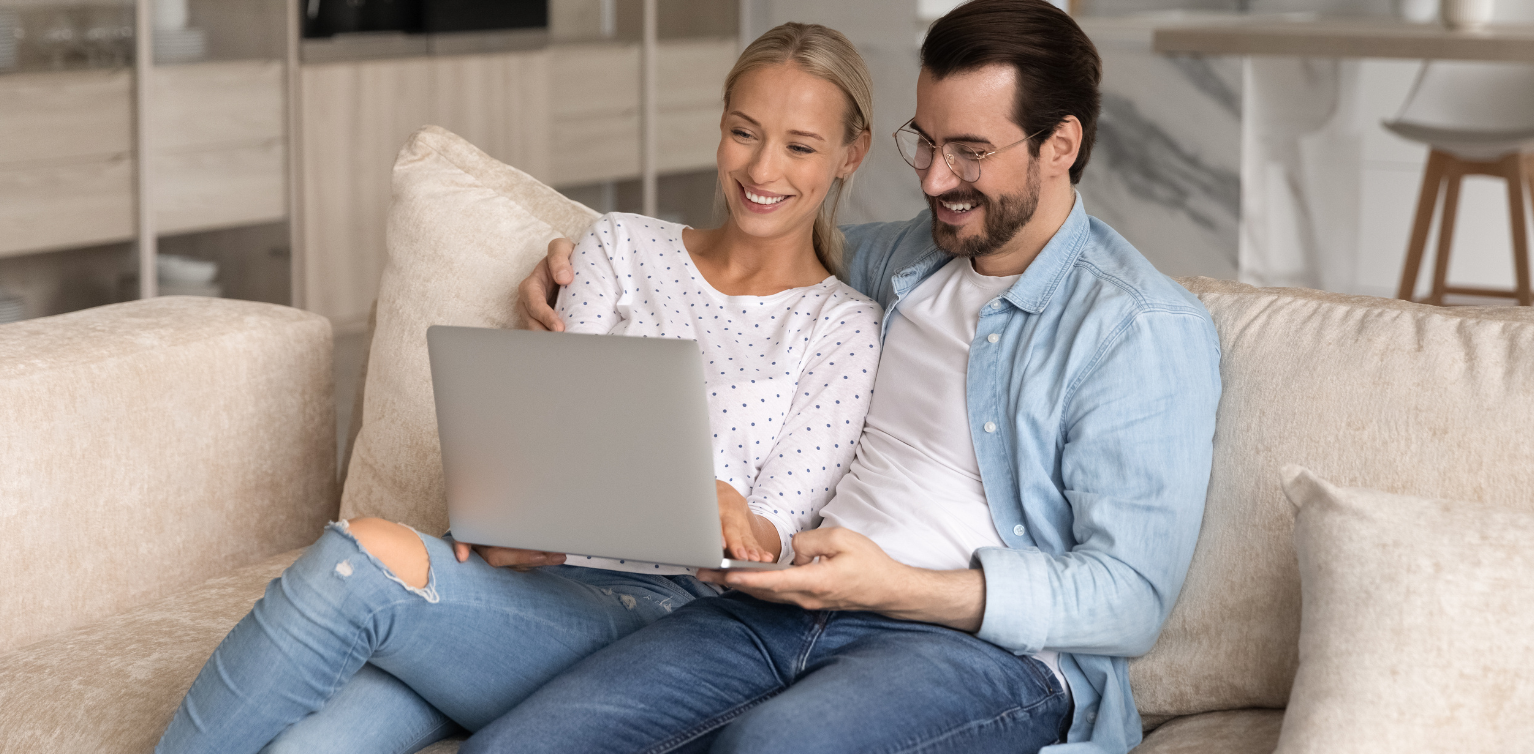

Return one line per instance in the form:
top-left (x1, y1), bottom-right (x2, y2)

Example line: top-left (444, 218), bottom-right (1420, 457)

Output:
top-left (4, 0), bottom-right (1533, 329)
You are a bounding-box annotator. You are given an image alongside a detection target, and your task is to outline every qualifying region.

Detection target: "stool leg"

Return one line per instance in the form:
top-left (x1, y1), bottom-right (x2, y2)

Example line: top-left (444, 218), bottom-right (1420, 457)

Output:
top-left (1505, 154), bottom-right (1532, 306)
top-left (1429, 167), bottom-right (1464, 307)
top-left (1399, 150), bottom-right (1447, 301)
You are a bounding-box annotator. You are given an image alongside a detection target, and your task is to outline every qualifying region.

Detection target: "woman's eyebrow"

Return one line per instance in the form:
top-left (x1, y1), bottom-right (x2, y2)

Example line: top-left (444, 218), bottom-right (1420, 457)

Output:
top-left (729, 111), bottom-right (825, 142)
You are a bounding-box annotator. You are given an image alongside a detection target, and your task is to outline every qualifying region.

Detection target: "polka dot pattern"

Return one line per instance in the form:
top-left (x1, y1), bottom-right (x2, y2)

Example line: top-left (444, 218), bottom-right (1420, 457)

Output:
top-left (556, 213), bottom-right (883, 562)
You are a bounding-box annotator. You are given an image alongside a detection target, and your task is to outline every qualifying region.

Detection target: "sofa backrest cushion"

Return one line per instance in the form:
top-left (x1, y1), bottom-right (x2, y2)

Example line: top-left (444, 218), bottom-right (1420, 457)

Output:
top-left (339, 126), bottom-right (599, 533)
top-left (1128, 277), bottom-right (1534, 718)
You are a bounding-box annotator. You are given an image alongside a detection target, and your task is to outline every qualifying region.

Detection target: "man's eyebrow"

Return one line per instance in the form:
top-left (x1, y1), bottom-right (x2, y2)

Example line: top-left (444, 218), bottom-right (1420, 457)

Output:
top-left (909, 120), bottom-right (993, 147)
top-left (730, 111), bottom-right (826, 142)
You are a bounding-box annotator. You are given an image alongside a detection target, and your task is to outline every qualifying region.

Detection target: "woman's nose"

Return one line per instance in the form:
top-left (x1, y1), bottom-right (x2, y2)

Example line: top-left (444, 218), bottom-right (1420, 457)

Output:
top-left (746, 145), bottom-right (780, 185)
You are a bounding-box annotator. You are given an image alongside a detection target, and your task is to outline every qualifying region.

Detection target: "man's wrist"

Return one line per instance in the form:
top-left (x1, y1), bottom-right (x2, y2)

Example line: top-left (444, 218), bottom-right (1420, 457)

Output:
top-left (879, 566), bottom-right (986, 633)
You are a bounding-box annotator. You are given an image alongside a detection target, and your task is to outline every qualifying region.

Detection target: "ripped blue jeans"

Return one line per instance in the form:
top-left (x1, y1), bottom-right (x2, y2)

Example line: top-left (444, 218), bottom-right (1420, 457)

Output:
top-left (156, 522), bottom-right (718, 754)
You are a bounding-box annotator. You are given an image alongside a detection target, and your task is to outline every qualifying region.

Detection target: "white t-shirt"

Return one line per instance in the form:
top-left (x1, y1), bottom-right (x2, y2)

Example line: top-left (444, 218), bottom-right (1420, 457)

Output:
top-left (555, 213), bottom-right (883, 575)
top-left (819, 255), bottom-right (1066, 693)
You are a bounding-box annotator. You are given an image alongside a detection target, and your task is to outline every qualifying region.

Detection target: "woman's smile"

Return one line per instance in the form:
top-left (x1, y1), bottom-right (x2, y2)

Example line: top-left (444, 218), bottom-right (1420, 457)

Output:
top-left (739, 181), bottom-right (793, 213)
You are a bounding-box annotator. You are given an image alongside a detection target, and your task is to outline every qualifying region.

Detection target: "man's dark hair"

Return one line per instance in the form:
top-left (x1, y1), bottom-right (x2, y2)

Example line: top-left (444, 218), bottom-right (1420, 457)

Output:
top-left (921, 0), bottom-right (1101, 184)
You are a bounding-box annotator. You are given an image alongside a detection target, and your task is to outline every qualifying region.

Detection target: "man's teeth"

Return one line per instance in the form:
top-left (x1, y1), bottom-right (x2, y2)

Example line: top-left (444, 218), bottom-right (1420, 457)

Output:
top-left (745, 190), bottom-right (786, 205)
top-left (942, 200), bottom-right (976, 212)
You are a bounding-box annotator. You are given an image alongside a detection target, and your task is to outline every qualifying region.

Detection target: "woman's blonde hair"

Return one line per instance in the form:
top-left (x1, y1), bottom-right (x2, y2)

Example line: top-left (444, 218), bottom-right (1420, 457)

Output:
top-left (722, 23), bottom-right (873, 278)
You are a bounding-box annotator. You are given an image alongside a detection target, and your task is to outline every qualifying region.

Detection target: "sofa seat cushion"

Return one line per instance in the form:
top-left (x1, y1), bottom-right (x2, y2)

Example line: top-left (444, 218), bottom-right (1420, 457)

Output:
top-left (1133, 710), bottom-right (1284, 754)
top-left (0, 549), bottom-right (301, 752)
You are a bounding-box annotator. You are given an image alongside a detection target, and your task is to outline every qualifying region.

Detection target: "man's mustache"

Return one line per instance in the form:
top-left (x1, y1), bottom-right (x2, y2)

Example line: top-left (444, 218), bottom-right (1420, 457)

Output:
top-left (929, 190), bottom-right (987, 209)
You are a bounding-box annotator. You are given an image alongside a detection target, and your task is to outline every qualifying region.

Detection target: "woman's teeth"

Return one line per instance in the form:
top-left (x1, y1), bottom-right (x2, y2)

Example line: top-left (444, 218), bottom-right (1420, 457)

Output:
top-left (942, 200), bottom-right (976, 212)
top-left (745, 190), bottom-right (786, 205)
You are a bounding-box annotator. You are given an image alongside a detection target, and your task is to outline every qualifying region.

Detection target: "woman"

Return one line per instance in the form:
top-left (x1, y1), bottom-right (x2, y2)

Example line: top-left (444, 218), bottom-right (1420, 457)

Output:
top-left (157, 22), bottom-right (881, 754)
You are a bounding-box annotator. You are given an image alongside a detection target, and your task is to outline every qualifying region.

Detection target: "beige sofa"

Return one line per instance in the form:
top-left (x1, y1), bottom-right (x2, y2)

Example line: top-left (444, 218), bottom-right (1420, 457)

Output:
top-left (4, 132), bottom-right (1532, 754)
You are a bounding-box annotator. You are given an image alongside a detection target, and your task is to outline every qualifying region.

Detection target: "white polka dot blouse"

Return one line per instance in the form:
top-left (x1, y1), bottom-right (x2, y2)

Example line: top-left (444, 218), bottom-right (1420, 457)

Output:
top-left (556, 213), bottom-right (884, 563)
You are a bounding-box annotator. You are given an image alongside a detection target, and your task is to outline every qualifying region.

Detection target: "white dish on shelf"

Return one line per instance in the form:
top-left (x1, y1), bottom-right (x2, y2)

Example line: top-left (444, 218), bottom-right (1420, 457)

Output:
top-left (157, 281), bottom-right (222, 298)
top-left (153, 26), bottom-right (206, 64)
top-left (0, 10), bottom-right (18, 71)
top-left (157, 254), bottom-right (219, 284)
top-left (0, 297), bottom-right (26, 324)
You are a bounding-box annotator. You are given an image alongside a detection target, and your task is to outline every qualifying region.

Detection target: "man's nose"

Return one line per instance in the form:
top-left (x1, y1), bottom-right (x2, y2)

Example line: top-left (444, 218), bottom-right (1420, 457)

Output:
top-left (920, 155), bottom-right (963, 198)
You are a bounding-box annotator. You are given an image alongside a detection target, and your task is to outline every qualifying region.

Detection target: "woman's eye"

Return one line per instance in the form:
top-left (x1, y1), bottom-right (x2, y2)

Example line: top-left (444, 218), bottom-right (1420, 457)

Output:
top-left (789, 144), bottom-right (815, 155)
top-left (731, 129), bottom-right (753, 140)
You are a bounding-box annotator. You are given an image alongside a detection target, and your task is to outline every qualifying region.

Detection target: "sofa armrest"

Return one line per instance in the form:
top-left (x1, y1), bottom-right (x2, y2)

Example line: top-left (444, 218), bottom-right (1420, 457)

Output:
top-left (0, 297), bottom-right (337, 655)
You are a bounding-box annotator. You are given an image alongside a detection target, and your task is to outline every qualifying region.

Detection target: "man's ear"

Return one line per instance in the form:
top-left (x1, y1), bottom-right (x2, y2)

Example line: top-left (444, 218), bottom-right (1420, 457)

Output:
top-left (1042, 116), bottom-right (1082, 180)
top-left (840, 128), bottom-right (873, 180)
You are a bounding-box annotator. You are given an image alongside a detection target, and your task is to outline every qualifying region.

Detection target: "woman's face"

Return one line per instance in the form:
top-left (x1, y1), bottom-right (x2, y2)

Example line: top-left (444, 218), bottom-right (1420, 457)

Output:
top-left (717, 63), bottom-right (867, 245)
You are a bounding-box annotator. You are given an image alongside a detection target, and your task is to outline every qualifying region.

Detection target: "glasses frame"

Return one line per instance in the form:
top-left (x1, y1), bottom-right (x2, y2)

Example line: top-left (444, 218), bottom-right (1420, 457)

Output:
top-left (892, 118), bottom-right (1049, 183)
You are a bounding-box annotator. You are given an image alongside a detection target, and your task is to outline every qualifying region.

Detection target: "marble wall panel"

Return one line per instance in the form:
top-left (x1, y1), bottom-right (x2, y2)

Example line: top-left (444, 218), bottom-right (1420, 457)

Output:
top-left (1078, 18), bottom-right (1243, 279)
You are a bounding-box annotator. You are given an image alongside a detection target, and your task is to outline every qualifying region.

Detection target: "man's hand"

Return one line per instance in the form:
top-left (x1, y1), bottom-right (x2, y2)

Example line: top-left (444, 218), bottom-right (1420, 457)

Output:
top-left (453, 541), bottom-right (567, 572)
top-left (717, 480), bottom-right (781, 563)
top-left (516, 237), bottom-right (578, 332)
top-left (699, 527), bottom-right (987, 633)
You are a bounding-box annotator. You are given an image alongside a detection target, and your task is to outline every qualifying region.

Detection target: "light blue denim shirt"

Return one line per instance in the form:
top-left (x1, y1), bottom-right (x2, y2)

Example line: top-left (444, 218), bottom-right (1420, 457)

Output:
top-left (841, 196), bottom-right (1221, 754)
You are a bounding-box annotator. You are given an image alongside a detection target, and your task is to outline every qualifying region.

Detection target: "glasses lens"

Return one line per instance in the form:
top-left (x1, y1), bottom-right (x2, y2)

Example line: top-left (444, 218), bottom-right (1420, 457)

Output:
top-left (895, 129), bottom-right (933, 170)
top-left (944, 143), bottom-right (982, 183)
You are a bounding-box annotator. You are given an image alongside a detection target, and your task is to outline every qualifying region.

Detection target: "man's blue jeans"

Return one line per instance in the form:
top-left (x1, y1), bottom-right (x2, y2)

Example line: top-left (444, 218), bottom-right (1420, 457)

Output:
top-left (465, 591), bottom-right (1071, 754)
top-left (155, 522), bottom-right (717, 754)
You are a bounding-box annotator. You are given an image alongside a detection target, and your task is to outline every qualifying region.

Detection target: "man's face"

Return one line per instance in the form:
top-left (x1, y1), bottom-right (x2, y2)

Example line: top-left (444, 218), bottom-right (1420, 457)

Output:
top-left (911, 64), bottom-right (1041, 259)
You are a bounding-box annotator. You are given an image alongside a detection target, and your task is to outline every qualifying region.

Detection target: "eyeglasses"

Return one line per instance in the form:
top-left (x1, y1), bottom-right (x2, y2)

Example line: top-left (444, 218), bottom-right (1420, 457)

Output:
top-left (892, 119), bottom-right (1046, 183)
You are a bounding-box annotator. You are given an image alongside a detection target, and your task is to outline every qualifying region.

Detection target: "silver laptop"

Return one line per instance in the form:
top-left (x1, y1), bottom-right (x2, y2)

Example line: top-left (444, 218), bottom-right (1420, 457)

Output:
top-left (427, 325), bottom-right (786, 571)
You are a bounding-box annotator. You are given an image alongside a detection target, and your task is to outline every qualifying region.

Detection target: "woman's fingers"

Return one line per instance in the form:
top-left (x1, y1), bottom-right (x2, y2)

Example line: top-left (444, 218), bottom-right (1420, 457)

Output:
top-left (548, 237), bottom-right (576, 286)
top-left (453, 541), bottom-right (472, 562)
top-left (517, 259), bottom-right (565, 332)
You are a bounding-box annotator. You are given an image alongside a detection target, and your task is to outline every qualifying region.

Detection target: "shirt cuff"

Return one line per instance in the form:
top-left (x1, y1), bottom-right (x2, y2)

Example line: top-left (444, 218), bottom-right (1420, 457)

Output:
top-left (973, 546), bottom-right (1053, 654)
top-left (748, 503), bottom-right (797, 565)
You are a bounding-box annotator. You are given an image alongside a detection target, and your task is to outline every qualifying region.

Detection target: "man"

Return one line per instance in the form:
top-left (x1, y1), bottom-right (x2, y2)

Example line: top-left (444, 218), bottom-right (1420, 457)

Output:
top-left (475, 1), bottom-right (1220, 751)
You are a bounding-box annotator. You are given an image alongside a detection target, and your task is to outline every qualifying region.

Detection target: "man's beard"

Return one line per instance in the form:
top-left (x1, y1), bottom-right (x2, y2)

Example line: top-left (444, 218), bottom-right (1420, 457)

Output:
top-left (927, 160), bottom-right (1041, 259)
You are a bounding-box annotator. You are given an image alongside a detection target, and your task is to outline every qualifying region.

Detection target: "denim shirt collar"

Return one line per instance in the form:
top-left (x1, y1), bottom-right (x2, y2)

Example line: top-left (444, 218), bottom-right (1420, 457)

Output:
top-left (889, 194), bottom-right (1089, 317)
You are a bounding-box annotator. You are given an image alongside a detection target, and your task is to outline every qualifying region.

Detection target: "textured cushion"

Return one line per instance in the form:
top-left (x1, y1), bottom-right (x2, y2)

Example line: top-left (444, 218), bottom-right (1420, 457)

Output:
top-left (1273, 466), bottom-right (1534, 753)
top-left (0, 549), bottom-right (302, 752)
top-left (1133, 710), bottom-right (1284, 754)
top-left (0, 297), bottom-right (335, 655)
top-left (340, 126), bottom-right (599, 533)
top-left (1131, 278), bottom-right (1534, 718)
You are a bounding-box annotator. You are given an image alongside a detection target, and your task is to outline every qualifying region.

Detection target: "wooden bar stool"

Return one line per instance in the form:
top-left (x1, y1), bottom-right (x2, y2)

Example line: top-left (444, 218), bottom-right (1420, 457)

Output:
top-left (1386, 62), bottom-right (1534, 306)
top-left (1396, 150), bottom-right (1533, 305)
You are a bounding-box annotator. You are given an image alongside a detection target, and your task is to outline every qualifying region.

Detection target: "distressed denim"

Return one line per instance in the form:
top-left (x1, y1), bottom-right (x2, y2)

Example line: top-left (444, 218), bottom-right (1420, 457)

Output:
top-left (464, 591), bottom-right (1072, 754)
top-left (838, 197), bottom-right (1223, 753)
top-left (156, 522), bottom-right (717, 754)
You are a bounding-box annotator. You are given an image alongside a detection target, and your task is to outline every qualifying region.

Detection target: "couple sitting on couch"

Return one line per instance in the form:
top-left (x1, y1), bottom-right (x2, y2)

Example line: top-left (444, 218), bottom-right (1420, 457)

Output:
top-left (157, 2), bottom-right (1221, 753)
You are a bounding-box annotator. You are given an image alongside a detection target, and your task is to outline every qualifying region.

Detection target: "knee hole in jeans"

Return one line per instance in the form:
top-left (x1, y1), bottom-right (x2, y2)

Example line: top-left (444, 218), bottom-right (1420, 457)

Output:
top-left (343, 518), bottom-right (432, 590)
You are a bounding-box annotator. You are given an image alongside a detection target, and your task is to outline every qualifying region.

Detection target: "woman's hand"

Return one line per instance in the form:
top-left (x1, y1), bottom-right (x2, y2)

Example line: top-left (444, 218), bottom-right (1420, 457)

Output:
top-left (452, 541), bottom-right (567, 572)
top-left (717, 480), bottom-right (782, 563)
top-left (516, 237), bottom-right (578, 332)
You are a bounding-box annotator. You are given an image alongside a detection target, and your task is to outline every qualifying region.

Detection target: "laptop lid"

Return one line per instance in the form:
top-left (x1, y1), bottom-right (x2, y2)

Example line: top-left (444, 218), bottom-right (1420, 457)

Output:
top-left (427, 325), bottom-right (728, 569)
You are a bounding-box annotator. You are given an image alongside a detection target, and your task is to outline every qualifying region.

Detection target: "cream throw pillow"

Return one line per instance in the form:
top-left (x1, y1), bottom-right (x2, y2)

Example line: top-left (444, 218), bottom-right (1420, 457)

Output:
top-left (1275, 465), bottom-right (1534, 753)
top-left (339, 125), bottom-right (599, 533)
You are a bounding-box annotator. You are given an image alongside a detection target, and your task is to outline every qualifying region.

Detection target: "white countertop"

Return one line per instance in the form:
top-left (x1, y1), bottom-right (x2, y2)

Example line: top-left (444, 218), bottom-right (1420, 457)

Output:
top-left (1152, 14), bottom-right (1534, 61)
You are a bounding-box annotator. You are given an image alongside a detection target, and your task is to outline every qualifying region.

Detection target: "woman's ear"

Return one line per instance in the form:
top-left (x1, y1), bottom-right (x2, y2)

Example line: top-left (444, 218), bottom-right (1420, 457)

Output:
top-left (839, 128), bottom-right (873, 180)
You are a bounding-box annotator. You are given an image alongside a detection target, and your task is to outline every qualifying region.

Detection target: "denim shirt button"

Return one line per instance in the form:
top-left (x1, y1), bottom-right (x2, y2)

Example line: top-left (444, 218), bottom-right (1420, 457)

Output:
top-left (983, 421), bottom-right (997, 433)
top-left (987, 333), bottom-right (1000, 343)
top-left (1012, 524), bottom-right (1026, 536)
